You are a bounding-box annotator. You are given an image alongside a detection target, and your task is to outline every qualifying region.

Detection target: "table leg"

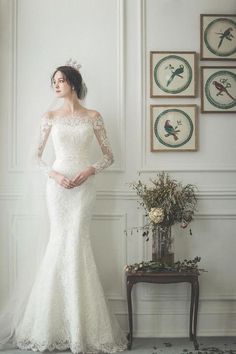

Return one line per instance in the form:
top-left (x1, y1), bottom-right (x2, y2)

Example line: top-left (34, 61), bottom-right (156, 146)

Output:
top-left (193, 279), bottom-right (199, 350)
top-left (127, 279), bottom-right (134, 350)
top-left (189, 281), bottom-right (194, 341)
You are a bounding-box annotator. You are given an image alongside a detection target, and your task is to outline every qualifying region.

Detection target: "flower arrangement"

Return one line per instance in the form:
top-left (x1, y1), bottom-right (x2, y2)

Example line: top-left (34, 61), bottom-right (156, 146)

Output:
top-left (130, 171), bottom-right (197, 231)
top-left (126, 171), bottom-right (198, 264)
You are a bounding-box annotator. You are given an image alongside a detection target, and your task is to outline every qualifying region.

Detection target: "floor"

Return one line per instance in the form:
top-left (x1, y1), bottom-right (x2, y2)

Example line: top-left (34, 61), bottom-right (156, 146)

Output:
top-left (1, 337), bottom-right (236, 354)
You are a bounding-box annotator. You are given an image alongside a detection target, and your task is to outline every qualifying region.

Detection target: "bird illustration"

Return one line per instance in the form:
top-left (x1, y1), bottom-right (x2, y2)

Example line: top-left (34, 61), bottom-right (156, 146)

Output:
top-left (165, 64), bottom-right (175, 70)
top-left (212, 80), bottom-right (236, 101)
top-left (164, 120), bottom-right (180, 141)
top-left (216, 27), bottom-right (234, 48)
top-left (166, 65), bottom-right (184, 87)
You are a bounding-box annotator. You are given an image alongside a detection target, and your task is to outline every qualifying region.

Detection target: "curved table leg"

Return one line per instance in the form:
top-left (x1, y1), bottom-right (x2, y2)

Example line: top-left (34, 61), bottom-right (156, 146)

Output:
top-left (127, 279), bottom-right (134, 350)
top-left (189, 281), bottom-right (194, 341)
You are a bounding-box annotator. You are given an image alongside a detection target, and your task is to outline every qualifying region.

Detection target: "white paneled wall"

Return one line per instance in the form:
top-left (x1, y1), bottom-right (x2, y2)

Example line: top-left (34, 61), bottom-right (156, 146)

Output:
top-left (0, 0), bottom-right (236, 337)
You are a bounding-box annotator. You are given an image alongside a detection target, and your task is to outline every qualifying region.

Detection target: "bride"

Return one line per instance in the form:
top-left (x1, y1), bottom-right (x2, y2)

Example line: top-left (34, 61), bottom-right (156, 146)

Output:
top-left (0, 61), bottom-right (128, 353)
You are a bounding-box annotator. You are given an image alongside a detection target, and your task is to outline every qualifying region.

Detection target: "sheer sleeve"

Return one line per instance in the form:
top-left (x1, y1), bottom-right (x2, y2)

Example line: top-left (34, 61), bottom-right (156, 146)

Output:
top-left (91, 114), bottom-right (114, 174)
top-left (35, 114), bottom-right (53, 175)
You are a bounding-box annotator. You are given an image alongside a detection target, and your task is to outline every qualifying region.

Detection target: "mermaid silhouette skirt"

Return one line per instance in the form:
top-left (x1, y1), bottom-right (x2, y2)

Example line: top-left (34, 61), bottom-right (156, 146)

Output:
top-left (14, 159), bottom-right (128, 353)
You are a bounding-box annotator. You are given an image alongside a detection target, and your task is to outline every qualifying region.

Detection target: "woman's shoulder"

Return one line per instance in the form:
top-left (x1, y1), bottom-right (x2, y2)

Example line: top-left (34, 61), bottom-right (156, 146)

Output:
top-left (41, 110), bottom-right (58, 121)
top-left (43, 108), bottom-right (101, 119)
top-left (86, 109), bottom-right (101, 120)
top-left (43, 109), bottom-right (62, 119)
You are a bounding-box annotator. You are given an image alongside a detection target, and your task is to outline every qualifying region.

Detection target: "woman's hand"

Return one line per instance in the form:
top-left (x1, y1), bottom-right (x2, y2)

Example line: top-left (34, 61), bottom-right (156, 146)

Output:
top-left (72, 166), bottom-right (95, 187)
top-left (49, 170), bottom-right (76, 189)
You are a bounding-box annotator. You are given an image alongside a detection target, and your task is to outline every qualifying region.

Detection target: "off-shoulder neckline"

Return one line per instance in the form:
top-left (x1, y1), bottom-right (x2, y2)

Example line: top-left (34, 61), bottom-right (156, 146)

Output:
top-left (46, 113), bottom-right (101, 121)
top-left (44, 114), bottom-right (104, 128)
top-left (56, 114), bottom-right (100, 119)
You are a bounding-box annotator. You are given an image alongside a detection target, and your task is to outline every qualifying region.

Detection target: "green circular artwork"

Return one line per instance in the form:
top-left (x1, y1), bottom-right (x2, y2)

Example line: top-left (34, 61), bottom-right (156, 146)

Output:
top-left (154, 109), bottom-right (193, 148)
top-left (204, 18), bottom-right (236, 57)
top-left (205, 70), bottom-right (236, 110)
top-left (154, 55), bottom-right (192, 94)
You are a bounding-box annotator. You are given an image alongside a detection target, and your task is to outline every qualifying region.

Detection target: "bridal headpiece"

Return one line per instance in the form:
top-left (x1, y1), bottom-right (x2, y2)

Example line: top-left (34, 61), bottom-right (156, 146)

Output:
top-left (65, 58), bottom-right (82, 72)
top-left (65, 58), bottom-right (87, 99)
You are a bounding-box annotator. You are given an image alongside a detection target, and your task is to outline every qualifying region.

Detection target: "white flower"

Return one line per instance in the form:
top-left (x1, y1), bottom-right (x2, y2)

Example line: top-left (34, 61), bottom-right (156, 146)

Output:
top-left (148, 208), bottom-right (164, 224)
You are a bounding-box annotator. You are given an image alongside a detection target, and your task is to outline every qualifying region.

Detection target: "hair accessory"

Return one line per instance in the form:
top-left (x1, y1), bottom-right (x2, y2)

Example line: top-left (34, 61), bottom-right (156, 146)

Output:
top-left (64, 58), bottom-right (87, 100)
top-left (65, 58), bottom-right (82, 71)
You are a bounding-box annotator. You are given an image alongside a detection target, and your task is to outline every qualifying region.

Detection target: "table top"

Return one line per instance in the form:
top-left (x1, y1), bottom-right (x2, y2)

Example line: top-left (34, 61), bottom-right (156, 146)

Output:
top-left (125, 270), bottom-right (200, 278)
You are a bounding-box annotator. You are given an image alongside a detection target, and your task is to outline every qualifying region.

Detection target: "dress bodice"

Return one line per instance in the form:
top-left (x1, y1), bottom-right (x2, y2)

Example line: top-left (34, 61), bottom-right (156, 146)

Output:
top-left (36, 112), bottom-right (114, 175)
top-left (51, 116), bottom-right (94, 163)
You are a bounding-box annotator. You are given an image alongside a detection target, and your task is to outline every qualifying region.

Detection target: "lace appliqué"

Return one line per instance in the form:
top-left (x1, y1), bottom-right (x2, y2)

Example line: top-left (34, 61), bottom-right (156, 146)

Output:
top-left (91, 115), bottom-right (114, 174)
top-left (52, 115), bottom-right (93, 126)
top-left (36, 114), bottom-right (53, 175)
top-left (16, 337), bottom-right (128, 353)
top-left (35, 113), bottom-right (114, 176)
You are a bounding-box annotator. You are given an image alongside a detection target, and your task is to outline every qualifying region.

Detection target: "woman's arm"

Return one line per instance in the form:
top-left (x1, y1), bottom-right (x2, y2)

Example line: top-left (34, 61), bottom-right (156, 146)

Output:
top-left (35, 113), bottom-right (53, 176)
top-left (91, 113), bottom-right (114, 173)
top-left (71, 112), bottom-right (114, 187)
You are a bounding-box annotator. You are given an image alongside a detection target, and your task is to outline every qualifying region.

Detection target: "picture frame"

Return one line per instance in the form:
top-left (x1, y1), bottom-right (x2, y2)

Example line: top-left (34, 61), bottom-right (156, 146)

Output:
top-left (150, 105), bottom-right (198, 152)
top-left (150, 51), bottom-right (196, 97)
top-left (201, 66), bottom-right (236, 113)
top-left (200, 14), bottom-right (236, 60)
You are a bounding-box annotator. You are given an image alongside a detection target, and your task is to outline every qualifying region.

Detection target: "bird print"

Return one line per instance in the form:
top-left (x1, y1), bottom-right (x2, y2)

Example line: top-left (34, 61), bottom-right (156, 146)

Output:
top-left (212, 80), bottom-right (235, 101)
top-left (216, 27), bottom-right (234, 48)
top-left (166, 64), bottom-right (184, 87)
top-left (164, 120), bottom-right (180, 141)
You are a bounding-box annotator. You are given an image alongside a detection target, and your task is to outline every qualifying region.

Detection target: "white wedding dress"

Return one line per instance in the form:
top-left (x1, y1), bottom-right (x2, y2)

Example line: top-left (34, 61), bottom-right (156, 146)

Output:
top-left (0, 112), bottom-right (128, 353)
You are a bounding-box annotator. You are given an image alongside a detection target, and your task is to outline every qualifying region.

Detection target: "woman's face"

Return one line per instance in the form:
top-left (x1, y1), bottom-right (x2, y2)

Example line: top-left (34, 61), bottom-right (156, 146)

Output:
top-left (52, 71), bottom-right (72, 98)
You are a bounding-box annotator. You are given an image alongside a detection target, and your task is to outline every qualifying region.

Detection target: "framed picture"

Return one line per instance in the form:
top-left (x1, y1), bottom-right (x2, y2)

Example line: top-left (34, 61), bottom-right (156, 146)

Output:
top-left (150, 51), bottom-right (196, 97)
top-left (150, 105), bottom-right (198, 152)
top-left (201, 66), bottom-right (236, 113)
top-left (200, 14), bottom-right (236, 60)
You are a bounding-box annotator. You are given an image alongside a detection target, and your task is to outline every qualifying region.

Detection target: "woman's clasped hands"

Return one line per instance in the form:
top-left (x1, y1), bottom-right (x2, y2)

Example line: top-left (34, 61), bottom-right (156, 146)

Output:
top-left (50, 166), bottom-right (95, 189)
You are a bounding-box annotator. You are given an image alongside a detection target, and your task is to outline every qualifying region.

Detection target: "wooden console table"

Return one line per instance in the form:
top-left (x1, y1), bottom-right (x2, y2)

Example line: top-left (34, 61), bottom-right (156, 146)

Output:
top-left (125, 271), bottom-right (199, 350)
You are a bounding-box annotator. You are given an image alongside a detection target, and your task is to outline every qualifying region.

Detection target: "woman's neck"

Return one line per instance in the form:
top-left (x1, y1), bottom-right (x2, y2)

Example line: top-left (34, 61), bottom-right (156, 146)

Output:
top-left (62, 96), bottom-right (84, 114)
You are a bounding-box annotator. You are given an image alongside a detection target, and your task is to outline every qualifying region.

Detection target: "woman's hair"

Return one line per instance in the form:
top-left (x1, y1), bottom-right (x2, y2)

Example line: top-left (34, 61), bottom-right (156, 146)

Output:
top-left (51, 65), bottom-right (87, 99)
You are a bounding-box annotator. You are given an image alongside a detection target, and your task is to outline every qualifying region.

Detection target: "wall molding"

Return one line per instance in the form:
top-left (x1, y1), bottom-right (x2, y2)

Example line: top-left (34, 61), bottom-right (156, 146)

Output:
top-left (96, 189), bottom-right (236, 200)
top-left (133, 328), bottom-right (236, 337)
top-left (139, 166), bottom-right (236, 173)
top-left (140, 289), bottom-right (236, 302)
top-left (5, 212), bottom-right (128, 302)
top-left (8, 213), bottom-right (44, 294)
top-left (124, 307), bottom-right (236, 315)
top-left (8, 0), bottom-right (17, 170)
top-left (1, 188), bottom-right (236, 201)
top-left (139, 0), bottom-right (147, 170)
top-left (115, 0), bottom-right (126, 172)
top-left (92, 213), bottom-right (128, 301)
top-left (139, 211), bottom-right (236, 302)
top-left (139, 0), bottom-right (236, 173)
top-left (195, 213), bottom-right (236, 220)
top-left (8, 0), bottom-right (126, 173)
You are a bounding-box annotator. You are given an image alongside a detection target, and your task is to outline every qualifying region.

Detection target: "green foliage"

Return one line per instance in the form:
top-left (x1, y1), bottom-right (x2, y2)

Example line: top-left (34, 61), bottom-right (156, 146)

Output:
top-left (124, 256), bottom-right (206, 273)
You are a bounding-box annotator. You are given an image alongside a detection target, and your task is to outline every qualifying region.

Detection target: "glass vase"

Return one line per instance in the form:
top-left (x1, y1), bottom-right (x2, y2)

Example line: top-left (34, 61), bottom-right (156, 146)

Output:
top-left (152, 225), bottom-right (174, 265)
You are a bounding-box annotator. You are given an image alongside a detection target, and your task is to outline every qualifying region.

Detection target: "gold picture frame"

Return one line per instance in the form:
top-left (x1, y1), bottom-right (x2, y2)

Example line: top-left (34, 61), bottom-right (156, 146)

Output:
top-left (150, 51), bottom-right (197, 97)
top-left (150, 105), bottom-right (198, 152)
top-left (200, 14), bottom-right (236, 61)
top-left (201, 66), bottom-right (236, 113)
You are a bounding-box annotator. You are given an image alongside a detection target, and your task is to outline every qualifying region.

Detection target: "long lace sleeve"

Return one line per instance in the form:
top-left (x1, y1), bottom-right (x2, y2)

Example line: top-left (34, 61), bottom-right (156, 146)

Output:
top-left (35, 114), bottom-right (53, 175)
top-left (91, 114), bottom-right (114, 174)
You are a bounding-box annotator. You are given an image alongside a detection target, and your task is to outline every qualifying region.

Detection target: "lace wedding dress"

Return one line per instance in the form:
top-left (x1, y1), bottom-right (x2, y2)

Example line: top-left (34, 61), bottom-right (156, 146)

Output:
top-left (0, 112), bottom-right (128, 353)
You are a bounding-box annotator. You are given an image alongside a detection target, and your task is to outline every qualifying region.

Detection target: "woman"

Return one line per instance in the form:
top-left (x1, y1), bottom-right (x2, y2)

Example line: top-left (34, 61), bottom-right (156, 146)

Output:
top-left (0, 62), bottom-right (128, 353)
